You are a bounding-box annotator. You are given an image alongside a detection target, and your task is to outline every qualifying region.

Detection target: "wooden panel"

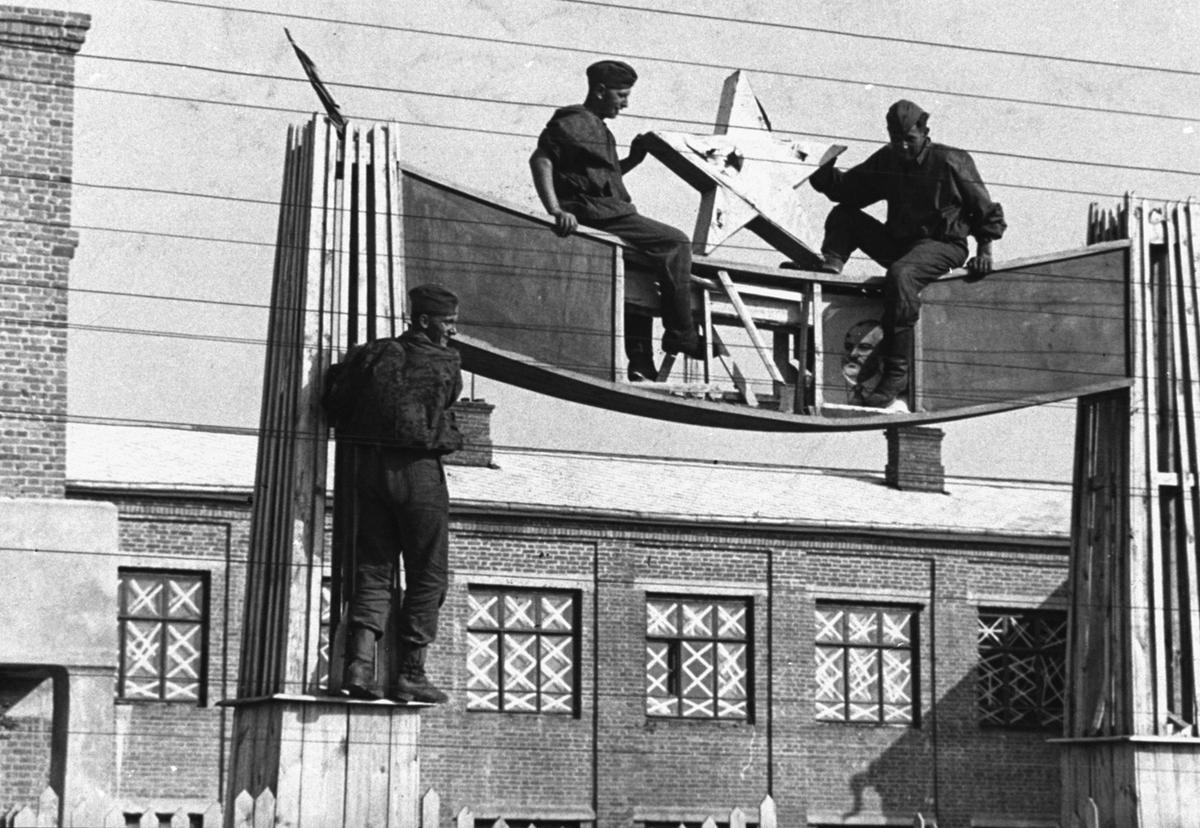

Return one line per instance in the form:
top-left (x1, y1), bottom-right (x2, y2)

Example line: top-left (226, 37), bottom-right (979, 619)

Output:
top-left (401, 170), bottom-right (618, 380)
top-left (345, 710), bottom-right (391, 827)
top-left (920, 246), bottom-right (1129, 411)
top-left (297, 705), bottom-right (349, 824)
top-left (387, 710), bottom-right (421, 827)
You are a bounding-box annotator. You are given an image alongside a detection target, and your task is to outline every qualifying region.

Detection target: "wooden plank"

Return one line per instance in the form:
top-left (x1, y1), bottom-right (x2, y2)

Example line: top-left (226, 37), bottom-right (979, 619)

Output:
top-left (700, 284), bottom-right (712, 383)
top-left (811, 283), bottom-right (825, 413)
top-left (1128, 197), bottom-right (1158, 735)
top-left (422, 789), bottom-right (441, 828)
top-left (1180, 200), bottom-right (1200, 732)
top-left (355, 127), bottom-right (371, 341)
top-left (372, 125), bottom-right (393, 339)
top-left (402, 172), bottom-right (618, 380)
top-left (387, 123), bottom-right (405, 328)
top-left (921, 244), bottom-right (1129, 412)
top-left (1162, 207), bottom-right (1187, 725)
top-left (1144, 203), bottom-right (1168, 736)
top-left (387, 710), bottom-right (422, 828)
top-left (717, 270), bottom-right (786, 384)
top-left (344, 710), bottom-right (391, 827)
top-left (794, 287), bottom-right (811, 412)
top-left (272, 705), bottom-right (305, 828)
top-left (252, 789), bottom-right (276, 828)
top-left (612, 244), bottom-right (625, 383)
top-left (298, 704), bottom-right (349, 825)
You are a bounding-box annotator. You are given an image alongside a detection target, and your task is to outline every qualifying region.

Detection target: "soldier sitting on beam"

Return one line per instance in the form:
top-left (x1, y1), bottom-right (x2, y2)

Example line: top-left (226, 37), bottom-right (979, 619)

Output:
top-left (530, 59), bottom-right (705, 382)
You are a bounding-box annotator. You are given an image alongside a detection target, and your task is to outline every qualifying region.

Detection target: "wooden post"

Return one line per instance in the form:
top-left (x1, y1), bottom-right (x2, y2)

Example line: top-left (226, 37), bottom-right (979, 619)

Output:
top-left (1059, 195), bottom-right (1200, 826)
top-left (226, 117), bottom-right (426, 827)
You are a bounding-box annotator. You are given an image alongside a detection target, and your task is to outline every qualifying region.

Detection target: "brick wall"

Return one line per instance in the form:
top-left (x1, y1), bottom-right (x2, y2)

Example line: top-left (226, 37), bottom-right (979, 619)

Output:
top-left (0, 673), bottom-right (55, 807)
top-left (65, 487), bottom-right (1067, 826)
top-left (0, 6), bottom-right (89, 496)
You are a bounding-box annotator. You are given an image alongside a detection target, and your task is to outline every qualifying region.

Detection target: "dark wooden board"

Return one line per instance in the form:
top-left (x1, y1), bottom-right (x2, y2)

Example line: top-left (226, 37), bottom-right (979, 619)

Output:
top-left (920, 244), bottom-right (1129, 411)
top-left (402, 170), bottom-right (619, 381)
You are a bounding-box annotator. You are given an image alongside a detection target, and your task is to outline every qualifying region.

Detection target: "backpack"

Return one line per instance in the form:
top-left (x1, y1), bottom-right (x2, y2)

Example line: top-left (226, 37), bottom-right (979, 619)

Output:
top-left (322, 336), bottom-right (463, 453)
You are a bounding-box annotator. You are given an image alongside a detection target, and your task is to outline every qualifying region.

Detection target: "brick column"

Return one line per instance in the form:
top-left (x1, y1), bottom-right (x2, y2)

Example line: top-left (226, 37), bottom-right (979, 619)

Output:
top-left (446, 398), bottom-right (495, 468)
top-left (885, 426), bottom-right (946, 493)
top-left (0, 6), bottom-right (90, 496)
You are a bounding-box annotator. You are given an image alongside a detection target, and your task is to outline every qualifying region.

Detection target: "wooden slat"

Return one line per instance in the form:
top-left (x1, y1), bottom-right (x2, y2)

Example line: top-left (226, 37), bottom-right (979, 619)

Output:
top-left (371, 126), bottom-right (392, 339)
top-left (344, 710), bottom-right (391, 827)
top-left (298, 705), bottom-right (349, 824)
top-left (1128, 197), bottom-right (1158, 734)
top-left (387, 710), bottom-right (422, 827)
top-left (355, 128), bottom-right (371, 341)
top-left (272, 706), bottom-right (305, 828)
top-left (387, 123), bottom-right (406, 328)
top-left (612, 244), bottom-right (625, 382)
top-left (717, 270), bottom-right (786, 384)
top-left (422, 788), bottom-right (442, 828)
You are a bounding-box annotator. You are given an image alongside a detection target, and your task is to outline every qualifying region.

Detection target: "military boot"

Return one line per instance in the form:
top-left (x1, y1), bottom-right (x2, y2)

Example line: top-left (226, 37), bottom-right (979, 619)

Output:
top-left (341, 625), bottom-right (381, 700)
top-left (391, 649), bottom-right (449, 705)
top-left (861, 328), bottom-right (912, 410)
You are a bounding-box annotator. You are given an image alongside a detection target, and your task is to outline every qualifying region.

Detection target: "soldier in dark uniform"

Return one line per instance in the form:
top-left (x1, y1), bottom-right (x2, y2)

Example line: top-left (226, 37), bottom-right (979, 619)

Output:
top-left (810, 99), bottom-right (1007, 409)
top-left (324, 284), bottom-right (463, 704)
top-left (530, 59), bottom-right (703, 382)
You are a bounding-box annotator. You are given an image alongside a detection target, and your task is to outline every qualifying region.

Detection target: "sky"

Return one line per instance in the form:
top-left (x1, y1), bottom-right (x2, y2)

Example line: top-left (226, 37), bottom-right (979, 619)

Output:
top-left (41, 0), bottom-right (1200, 482)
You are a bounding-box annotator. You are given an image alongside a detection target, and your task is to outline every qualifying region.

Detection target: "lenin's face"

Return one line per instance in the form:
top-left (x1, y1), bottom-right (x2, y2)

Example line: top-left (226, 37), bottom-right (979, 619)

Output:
top-left (842, 320), bottom-right (883, 383)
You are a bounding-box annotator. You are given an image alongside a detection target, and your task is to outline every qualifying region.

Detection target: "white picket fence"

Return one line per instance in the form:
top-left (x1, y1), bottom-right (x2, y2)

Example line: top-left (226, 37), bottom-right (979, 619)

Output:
top-left (0, 787), bottom-right (221, 827)
top-left (6, 788), bottom-right (946, 828)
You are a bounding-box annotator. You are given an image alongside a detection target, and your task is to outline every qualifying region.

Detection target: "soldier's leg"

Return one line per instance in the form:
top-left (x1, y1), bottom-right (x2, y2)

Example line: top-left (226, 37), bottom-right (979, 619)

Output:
top-left (821, 205), bottom-right (903, 274)
top-left (342, 446), bottom-right (400, 697)
top-left (592, 213), bottom-right (700, 357)
top-left (392, 454), bottom-right (451, 703)
top-left (863, 239), bottom-right (969, 407)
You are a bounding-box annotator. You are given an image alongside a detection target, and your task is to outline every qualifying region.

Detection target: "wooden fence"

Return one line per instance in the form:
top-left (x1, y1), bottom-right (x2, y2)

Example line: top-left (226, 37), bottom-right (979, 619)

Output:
top-left (3, 788), bottom-right (787, 828)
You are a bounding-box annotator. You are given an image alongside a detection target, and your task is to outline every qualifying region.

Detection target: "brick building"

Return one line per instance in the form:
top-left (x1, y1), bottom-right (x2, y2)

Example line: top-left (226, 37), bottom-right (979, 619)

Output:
top-left (59, 421), bottom-right (1071, 828)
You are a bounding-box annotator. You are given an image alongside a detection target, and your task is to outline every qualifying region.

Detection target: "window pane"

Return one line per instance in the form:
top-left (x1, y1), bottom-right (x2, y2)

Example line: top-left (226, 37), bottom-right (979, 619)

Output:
top-left (166, 579), bottom-right (203, 620)
top-left (646, 596), bottom-right (751, 720)
top-left (646, 599), bottom-right (678, 636)
top-left (977, 609), bottom-right (1066, 729)
top-left (814, 605), bottom-right (916, 725)
top-left (466, 631), bottom-right (500, 711)
top-left (124, 576), bottom-right (163, 618)
top-left (467, 588), bottom-right (578, 715)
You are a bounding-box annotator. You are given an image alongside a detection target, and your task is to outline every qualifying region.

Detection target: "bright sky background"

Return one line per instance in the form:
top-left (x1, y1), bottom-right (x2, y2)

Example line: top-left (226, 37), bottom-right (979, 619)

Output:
top-left (41, 0), bottom-right (1200, 482)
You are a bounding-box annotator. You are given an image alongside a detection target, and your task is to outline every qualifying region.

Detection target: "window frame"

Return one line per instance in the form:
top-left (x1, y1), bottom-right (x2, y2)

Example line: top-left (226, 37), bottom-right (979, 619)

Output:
top-left (644, 593), bottom-right (754, 722)
top-left (116, 567), bottom-right (210, 705)
top-left (465, 585), bottom-right (582, 716)
top-left (976, 606), bottom-right (1067, 730)
top-left (813, 601), bottom-right (920, 727)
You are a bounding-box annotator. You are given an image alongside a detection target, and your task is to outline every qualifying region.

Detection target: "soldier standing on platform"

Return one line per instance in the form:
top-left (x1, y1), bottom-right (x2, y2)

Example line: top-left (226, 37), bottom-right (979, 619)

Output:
top-left (323, 284), bottom-right (464, 704)
top-left (530, 59), bottom-right (704, 382)
top-left (809, 99), bottom-right (1006, 409)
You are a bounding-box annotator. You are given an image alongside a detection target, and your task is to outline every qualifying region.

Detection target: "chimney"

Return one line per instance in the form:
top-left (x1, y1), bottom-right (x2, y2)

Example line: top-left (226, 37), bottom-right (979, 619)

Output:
top-left (447, 398), bottom-right (495, 467)
top-left (885, 426), bottom-right (945, 493)
top-left (0, 7), bottom-right (89, 496)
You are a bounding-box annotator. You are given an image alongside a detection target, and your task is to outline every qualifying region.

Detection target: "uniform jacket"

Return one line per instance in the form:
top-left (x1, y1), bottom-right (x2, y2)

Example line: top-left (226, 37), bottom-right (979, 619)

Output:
top-left (536, 105), bottom-right (637, 222)
top-left (323, 329), bottom-right (464, 454)
top-left (811, 142), bottom-right (1007, 245)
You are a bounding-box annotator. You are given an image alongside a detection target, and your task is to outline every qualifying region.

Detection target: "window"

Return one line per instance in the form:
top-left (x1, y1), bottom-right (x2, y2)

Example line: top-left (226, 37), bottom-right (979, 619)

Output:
top-left (315, 576), bottom-right (332, 692)
top-left (466, 588), bottom-right (578, 714)
top-left (118, 570), bottom-right (208, 703)
top-left (814, 604), bottom-right (916, 724)
top-left (645, 596), bottom-right (751, 720)
top-left (977, 608), bottom-right (1067, 728)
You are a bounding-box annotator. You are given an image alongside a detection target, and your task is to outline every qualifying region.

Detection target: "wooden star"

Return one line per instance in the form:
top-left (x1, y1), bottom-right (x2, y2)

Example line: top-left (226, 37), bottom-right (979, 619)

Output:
top-left (642, 70), bottom-right (844, 268)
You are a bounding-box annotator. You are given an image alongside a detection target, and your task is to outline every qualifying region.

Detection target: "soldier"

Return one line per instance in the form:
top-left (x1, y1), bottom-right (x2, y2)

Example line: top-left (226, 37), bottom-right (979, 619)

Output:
top-left (810, 99), bottom-right (1007, 409)
top-left (530, 59), bottom-right (704, 382)
top-left (323, 284), bottom-right (464, 704)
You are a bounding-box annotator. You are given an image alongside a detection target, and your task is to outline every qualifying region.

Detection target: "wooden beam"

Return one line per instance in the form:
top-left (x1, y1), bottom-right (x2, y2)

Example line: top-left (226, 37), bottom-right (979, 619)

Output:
top-left (711, 328), bottom-right (757, 406)
top-left (716, 270), bottom-right (786, 384)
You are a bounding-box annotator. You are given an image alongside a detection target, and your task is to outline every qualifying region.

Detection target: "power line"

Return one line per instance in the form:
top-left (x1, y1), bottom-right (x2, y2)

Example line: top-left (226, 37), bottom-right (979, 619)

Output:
top-left (555, 0), bottom-right (1200, 80)
top-left (77, 47), bottom-right (1200, 128)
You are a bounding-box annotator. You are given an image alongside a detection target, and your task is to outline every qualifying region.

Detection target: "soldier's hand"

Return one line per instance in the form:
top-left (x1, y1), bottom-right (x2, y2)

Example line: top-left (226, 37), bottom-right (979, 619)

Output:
top-left (964, 250), bottom-right (993, 283)
top-left (551, 209), bottom-right (578, 237)
top-left (629, 133), bottom-right (651, 164)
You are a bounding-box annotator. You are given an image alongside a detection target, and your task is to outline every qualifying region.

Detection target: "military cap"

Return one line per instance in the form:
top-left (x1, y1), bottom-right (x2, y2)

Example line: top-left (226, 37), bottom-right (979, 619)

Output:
top-left (586, 59), bottom-right (638, 88)
top-left (409, 283), bottom-right (459, 316)
top-left (886, 99), bottom-right (929, 135)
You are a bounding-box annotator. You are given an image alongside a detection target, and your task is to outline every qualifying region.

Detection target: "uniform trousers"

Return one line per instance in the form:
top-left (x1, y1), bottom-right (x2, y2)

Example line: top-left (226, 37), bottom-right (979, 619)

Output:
top-left (586, 212), bottom-right (696, 350)
top-left (346, 445), bottom-right (449, 666)
top-left (823, 204), bottom-right (969, 340)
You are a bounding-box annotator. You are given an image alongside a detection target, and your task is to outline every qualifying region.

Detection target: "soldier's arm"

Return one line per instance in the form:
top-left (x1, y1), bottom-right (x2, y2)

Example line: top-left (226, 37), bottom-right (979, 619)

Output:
top-left (529, 148), bottom-right (578, 237)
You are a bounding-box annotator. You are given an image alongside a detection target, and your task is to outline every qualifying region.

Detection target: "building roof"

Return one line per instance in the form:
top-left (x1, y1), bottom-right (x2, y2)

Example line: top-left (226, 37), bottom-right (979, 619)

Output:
top-left (66, 423), bottom-right (1071, 543)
